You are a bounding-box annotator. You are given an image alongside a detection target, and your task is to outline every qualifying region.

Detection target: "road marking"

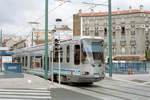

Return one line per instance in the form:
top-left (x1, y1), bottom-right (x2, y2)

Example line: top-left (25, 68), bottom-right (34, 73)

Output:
top-left (0, 88), bottom-right (51, 100)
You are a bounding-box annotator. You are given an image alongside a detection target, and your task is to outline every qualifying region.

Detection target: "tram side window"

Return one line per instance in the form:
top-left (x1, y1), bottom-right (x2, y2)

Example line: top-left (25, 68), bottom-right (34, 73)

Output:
top-left (66, 45), bottom-right (70, 63)
top-left (74, 45), bottom-right (80, 65)
top-left (54, 50), bottom-right (59, 62)
top-left (60, 47), bottom-right (63, 62)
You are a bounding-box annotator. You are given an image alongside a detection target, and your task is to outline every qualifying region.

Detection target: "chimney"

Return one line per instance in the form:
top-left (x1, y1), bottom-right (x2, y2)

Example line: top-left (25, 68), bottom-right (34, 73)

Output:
top-left (129, 6), bottom-right (132, 13)
top-left (90, 8), bottom-right (94, 16)
top-left (78, 9), bottom-right (82, 16)
top-left (117, 8), bottom-right (120, 14)
top-left (140, 5), bottom-right (144, 12)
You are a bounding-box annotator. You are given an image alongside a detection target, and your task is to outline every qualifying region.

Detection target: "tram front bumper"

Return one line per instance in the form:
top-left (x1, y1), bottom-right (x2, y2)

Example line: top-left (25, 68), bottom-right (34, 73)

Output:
top-left (70, 75), bottom-right (105, 83)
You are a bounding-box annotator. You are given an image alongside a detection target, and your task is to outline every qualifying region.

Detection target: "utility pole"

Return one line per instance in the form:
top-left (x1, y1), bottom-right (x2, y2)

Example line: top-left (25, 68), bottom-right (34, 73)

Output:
top-left (45, 0), bottom-right (49, 80)
top-left (108, 0), bottom-right (112, 77)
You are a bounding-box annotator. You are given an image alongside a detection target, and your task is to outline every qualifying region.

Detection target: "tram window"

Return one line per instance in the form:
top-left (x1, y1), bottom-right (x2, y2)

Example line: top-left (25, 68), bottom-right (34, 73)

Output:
top-left (74, 45), bottom-right (80, 65)
top-left (30, 56), bottom-right (33, 68)
top-left (22, 57), bottom-right (24, 66)
top-left (54, 50), bottom-right (59, 62)
top-left (60, 47), bottom-right (63, 62)
top-left (25, 56), bottom-right (28, 67)
top-left (66, 45), bottom-right (70, 63)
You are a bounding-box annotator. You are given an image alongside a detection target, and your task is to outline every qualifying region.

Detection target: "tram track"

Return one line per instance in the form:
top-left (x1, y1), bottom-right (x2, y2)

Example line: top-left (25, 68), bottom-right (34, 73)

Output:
top-left (96, 81), bottom-right (150, 93)
top-left (77, 86), bottom-right (129, 100)
top-left (49, 78), bottom-right (150, 100)
top-left (69, 82), bottom-right (150, 100)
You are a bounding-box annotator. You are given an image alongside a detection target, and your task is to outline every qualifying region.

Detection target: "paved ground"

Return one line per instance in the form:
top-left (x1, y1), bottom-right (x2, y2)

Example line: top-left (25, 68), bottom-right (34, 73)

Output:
top-left (51, 88), bottom-right (100, 100)
top-left (0, 72), bottom-right (54, 100)
top-left (0, 72), bottom-right (55, 89)
top-left (1, 72), bottom-right (150, 100)
top-left (107, 73), bottom-right (150, 85)
top-left (56, 73), bottom-right (150, 100)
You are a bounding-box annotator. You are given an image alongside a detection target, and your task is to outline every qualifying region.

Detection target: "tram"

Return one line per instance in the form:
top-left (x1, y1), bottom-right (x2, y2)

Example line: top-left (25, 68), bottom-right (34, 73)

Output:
top-left (13, 37), bottom-right (105, 84)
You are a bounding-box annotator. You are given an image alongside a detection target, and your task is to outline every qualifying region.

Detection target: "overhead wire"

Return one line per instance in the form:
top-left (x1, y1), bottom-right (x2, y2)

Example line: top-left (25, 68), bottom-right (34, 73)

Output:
top-left (9, 0), bottom-right (108, 39)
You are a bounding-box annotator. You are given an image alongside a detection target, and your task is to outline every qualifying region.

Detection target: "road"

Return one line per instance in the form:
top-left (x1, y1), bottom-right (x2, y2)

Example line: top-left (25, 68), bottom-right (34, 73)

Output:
top-left (52, 77), bottom-right (150, 100)
top-left (0, 88), bottom-right (51, 100)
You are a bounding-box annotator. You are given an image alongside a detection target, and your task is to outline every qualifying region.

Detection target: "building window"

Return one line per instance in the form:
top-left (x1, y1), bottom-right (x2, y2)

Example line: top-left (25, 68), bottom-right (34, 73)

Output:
top-left (95, 27), bottom-right (99, 36)
top-left (104, 28), bottom-right (107, 37)
top-left (113, 31), bottom-right (116, 38)
top-left (85, 28), bottom-right (89, 36)
top-left (112, 47), bottom-right (116, 55)
top-left (121, 47), bottom-right (126, 55)
top-left (121, 26), bottom-right (125, 35)
top-left (131, 47), bottom-right (136, 55)
top-left (74, 45), bottom-right (80, 65)
top-left (66, 45), bottom-right (70, 63)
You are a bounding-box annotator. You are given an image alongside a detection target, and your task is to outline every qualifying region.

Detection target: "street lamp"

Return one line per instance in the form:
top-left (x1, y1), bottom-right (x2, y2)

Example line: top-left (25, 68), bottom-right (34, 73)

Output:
top-left (28, 22), bottom-right (39, 46)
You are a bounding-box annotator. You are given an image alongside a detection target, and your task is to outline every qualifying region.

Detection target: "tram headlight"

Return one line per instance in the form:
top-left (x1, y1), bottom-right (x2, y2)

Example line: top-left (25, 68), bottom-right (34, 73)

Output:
top-left (82, 72), bottom-right (89, 75)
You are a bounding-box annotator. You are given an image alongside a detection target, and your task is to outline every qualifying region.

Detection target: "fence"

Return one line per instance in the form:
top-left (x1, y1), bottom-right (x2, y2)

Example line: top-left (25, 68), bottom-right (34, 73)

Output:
top-left (4, 63), bottom-right (22, 73)
top-left (105, 62), bottom-right (148, 74)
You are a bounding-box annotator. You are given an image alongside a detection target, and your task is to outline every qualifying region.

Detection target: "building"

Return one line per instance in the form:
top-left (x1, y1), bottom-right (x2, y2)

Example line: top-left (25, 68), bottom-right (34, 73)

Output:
top-left (11, 25), bottom-right (72, 51)
top-left (73, 5), bottom-right (150, 60)
top-left (2, 34), bottom-right (23, 50)
top-left (10, 40), bottom-right (27, 51)
top-left (54, 25), bottom-right (72, 40)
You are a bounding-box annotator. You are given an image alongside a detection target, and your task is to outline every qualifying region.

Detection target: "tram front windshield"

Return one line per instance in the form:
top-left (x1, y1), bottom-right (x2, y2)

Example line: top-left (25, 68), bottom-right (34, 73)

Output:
top-left (81, 39), bottom-right (104, 65)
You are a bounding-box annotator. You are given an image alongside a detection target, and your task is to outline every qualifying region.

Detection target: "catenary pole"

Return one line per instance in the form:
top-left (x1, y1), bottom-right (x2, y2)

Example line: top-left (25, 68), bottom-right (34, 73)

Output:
top-left (108, 0), bottom-right (112, 77)
top-left (45, 0), bottom-right (49, 80)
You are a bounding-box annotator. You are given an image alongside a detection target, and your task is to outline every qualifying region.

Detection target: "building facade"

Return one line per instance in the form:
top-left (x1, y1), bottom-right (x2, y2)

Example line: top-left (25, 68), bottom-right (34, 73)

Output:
top-left (73, 5), bottom-right (150, 60)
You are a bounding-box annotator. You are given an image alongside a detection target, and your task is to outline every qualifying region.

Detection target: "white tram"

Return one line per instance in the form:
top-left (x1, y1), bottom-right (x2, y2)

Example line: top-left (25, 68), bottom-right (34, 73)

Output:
top-left (13, 37), bottom-right (105, 84)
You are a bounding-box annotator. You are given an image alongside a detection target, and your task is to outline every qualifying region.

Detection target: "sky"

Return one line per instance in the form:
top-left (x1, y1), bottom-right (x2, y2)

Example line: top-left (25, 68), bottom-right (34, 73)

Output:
top-left (0, 0), bottom-right (150, 38)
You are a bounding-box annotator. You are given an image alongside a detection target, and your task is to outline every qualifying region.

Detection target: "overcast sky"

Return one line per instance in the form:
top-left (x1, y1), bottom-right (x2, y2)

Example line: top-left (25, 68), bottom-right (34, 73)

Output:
top-left (0, 0), bottom-right (150, 37)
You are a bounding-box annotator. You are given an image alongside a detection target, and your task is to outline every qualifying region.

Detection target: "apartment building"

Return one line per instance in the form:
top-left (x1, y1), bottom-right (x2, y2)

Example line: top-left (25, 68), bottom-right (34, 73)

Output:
top-left (73, 5), bottom-right (150, 60)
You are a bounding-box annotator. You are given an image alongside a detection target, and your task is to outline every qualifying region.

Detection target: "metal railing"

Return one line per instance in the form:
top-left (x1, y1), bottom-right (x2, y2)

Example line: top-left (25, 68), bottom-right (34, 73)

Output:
top-left (105, 62), bottom-right (148, 74)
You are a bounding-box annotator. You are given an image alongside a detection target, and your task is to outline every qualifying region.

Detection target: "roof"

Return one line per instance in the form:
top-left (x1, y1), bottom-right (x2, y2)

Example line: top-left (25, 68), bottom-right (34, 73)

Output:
top-left (34, 40), bottom-right (51, 45)
top-left (13, 40), bottom-right (26, 47)
top-left (81, 9), bottom-right (150, 17)
top-left (113, 56), bottom-right (146, 61)
top-left (55, 25), bottom-right (72, 31)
